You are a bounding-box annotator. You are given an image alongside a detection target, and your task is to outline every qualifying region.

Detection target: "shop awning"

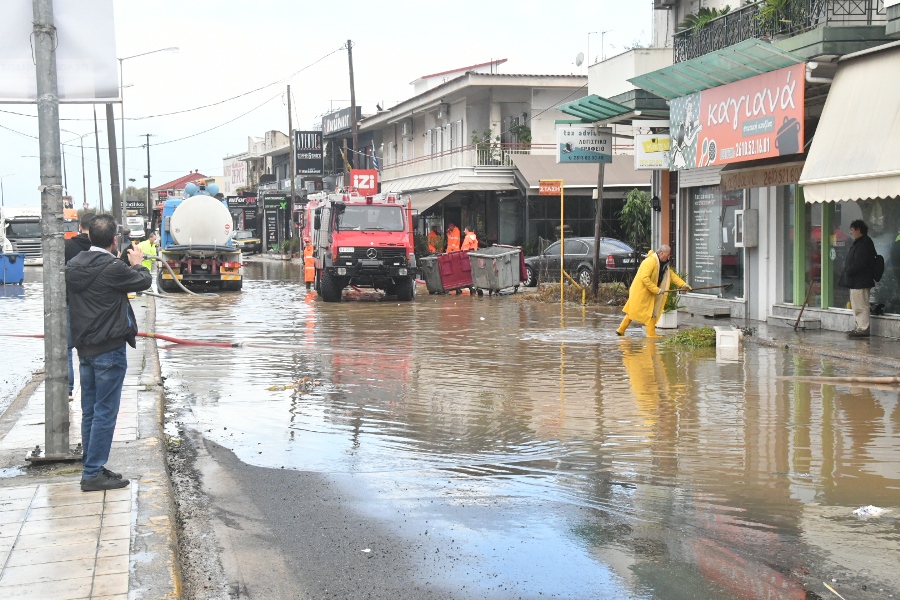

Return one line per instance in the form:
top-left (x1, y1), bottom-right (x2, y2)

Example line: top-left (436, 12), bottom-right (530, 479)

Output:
top-left (800, 44), bottom-right (900, 203)
top-left (557, 94), bottom-right (635, 122)
top-left (407, 189), bottom-right (454, 213)
top-left (511, 154), bottom-right (650, 191)
top-left (628, 39), bottom-right (805, 100)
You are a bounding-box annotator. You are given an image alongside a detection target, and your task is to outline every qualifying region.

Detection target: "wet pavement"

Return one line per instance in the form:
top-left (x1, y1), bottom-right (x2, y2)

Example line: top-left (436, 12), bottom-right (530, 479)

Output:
top-left (157, 260), bottom-right (900, 599)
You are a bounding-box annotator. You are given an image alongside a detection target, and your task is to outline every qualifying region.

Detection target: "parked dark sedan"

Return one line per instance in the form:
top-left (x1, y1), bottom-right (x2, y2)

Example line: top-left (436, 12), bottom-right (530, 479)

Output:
top-left (523, 237), bottom-right (640, 287)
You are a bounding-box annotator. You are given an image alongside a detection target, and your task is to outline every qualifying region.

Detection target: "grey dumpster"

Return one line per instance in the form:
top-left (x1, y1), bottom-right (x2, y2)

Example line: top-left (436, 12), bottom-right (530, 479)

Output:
top-left (419, 256), bottom-right (445, 294)
top-left (468, 246), bottom-right (522, 294)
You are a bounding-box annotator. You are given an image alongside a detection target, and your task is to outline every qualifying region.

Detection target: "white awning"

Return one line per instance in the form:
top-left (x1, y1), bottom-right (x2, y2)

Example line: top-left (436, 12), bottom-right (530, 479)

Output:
top-left (407, 189), bottom-right (454, 213)
top-left (800, 44), bottom-right (900, 203)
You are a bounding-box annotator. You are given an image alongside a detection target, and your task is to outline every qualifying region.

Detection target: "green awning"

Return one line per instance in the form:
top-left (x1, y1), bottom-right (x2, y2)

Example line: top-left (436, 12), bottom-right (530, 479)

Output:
top-left (557, 94), bottom-right (634, 122)
top-left (628, 39), bottom-right (806, 100)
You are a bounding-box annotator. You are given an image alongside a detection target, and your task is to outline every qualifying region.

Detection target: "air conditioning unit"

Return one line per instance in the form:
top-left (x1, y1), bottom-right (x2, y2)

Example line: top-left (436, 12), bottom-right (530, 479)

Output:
top-left (400, 121), bottom-right (412, 137)
top-left (653, 0), bottom-right (678, 8)
top-left (437, 103), bottom-right (450, 120)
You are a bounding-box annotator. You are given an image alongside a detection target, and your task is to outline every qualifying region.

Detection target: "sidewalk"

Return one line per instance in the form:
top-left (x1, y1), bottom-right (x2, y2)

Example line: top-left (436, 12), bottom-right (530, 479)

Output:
top-left (0, 295), bottom-right (179, 600)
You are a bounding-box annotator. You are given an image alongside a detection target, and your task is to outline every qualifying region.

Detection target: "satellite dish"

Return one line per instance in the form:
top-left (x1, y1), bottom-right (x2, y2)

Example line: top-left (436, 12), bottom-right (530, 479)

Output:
top-left (575, 52), bottom-right (585, 67)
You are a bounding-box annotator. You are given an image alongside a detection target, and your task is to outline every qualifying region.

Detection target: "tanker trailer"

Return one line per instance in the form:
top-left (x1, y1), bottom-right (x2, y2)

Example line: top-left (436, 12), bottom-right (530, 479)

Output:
top-left (158, 181), bottom-right (243, 292)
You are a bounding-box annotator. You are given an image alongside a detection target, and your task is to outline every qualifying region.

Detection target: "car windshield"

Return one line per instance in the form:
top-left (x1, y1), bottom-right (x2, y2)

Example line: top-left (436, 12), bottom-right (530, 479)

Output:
top-left (336, 206), bottom-right (404, 231)
top-left (6, 221), bottom-right (41, 238)
top-left (234, 230), bottom-right (256, 239)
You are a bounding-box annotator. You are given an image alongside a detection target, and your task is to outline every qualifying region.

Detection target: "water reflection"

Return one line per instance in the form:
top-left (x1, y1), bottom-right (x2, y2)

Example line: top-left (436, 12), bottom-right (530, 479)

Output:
top-left (0, 268), bottom-right (47, 412)
top-left (157, 261), bottom-right (900, 598)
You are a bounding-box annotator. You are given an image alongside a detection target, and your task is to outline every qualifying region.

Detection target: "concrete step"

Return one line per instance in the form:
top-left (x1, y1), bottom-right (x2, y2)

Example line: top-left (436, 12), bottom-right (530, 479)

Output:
top-left (768, 314), bottom-right (821, 330)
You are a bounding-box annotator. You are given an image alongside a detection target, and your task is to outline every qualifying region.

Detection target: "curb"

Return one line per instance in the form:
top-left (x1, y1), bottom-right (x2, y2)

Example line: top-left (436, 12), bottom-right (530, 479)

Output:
top-left (746, 334), bottom-right (900, 371)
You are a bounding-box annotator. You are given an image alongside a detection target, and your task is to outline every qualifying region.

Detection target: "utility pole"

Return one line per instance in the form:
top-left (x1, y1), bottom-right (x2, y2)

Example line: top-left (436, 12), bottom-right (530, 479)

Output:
top-left (590, 160), bottom-right (606, 297)
top-left (287, 84), bottom-right (295, 241)
top-left (106, 104), bottom-right (121, 225)
top-left (31, 0), bottom-right (74, 462)
top-left (93, 105), bottom-right (104, 213)
top-left (143, 134), bottom-right (152, 220)
top-left (347, 39), bottom-right (358, 173)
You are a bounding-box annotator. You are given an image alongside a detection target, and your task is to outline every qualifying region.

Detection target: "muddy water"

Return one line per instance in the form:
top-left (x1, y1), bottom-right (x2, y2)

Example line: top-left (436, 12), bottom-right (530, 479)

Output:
top-left (0, 268), bottom-right (47, 412)
top-left (157, 261), bottom-right (900, 599)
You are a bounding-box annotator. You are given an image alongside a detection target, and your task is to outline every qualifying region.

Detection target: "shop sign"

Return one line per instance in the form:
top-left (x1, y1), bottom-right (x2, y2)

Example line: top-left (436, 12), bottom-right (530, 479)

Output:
top-left (226, 196), bottom-right (257, 208)
top-left (634, 120), bottom-right (671, 170)
top-left (350, 169), bottom-right (378, 196)
top-left (223, 157), bottom-right (247, 195)
top-left (539, 180), bottom-right (562, 196)
top-left (669, 64), bottom-right (805, 171)
top-left (720, 161), bottom-right (804, 191)
top-left (295, 130), bottom-right (323, 175)
top-left (322, 107), bottom-right (363, 137)
top-left (556, 125), bottom-right (612, 163)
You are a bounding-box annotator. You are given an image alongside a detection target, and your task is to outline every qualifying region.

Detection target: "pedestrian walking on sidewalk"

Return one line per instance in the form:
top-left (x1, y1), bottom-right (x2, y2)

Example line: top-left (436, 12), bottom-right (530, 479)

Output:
top-left (64, 212), bottom-right (96, 402)
top-left (839, 219), bottom-right (877, 338)
top-left (616, 244), bottom-right (690, 339)
top-left (65, 214), bottom-right (152, 492)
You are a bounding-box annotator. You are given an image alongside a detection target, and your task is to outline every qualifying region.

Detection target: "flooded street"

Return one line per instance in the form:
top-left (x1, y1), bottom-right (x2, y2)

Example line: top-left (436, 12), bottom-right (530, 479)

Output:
top-left (0, 269), bottom-right (47, 413)
top-left (157, 260), bottom-right (900, 599)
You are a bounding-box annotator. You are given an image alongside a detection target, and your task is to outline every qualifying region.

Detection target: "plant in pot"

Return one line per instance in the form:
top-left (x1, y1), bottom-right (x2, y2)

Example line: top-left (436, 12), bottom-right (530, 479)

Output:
top-left (678, 5), bottom-right (731, 32)
top-left (657, 270), bottom-right (685, 329)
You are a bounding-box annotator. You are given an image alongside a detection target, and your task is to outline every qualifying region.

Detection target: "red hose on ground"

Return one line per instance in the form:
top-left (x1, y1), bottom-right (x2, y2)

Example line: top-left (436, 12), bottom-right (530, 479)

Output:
top-left (4, 333), bottom-right (239, 348)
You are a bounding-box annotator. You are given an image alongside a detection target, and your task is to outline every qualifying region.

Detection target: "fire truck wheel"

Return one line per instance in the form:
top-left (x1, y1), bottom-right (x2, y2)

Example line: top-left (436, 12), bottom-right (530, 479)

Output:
top-left (396, 277), bottom-right (415, 301)
top-left (319, 270), bottom-right (343, 302)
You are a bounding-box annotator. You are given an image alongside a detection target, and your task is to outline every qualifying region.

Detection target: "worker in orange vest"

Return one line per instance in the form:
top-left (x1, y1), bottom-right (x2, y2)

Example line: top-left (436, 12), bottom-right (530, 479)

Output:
top-left (303, 239), bottom-right (315, 290)
top-left (446, 223), bottom-right (461, 253)
top-left (461, 226), bottom-right (478, 251)
top-left (427, 226), bottom-right (441, 253)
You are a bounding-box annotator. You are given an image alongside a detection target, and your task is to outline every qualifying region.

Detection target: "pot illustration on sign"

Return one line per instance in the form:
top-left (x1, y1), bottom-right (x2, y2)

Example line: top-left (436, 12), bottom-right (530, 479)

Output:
top-left (775, 116), bottom-right (801, 155)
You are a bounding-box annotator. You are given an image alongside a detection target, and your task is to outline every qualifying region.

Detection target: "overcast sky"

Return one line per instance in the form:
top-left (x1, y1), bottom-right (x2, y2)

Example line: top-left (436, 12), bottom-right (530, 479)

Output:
top-left (0, 0), bottom-right (651, 208)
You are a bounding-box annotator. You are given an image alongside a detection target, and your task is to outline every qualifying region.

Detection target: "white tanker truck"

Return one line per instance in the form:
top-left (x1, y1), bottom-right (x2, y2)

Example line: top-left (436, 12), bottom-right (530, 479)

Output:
top-left (157, 180), bottom-right (243, 292)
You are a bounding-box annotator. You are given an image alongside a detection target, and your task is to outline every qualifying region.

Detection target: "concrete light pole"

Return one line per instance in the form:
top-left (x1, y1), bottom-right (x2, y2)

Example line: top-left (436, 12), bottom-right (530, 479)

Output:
top-left (61, 129), bottom-right (93, 212)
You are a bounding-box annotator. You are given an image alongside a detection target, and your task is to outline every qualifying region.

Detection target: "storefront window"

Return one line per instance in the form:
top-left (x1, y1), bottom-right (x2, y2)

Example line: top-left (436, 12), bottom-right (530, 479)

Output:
top-left (829, 199), bottom-right (900, 315)
top-left (687, 186), bottom-right (744, 299)
top-left (779, 185), bottom-right (795, 304)
top-left (805, 202), bottom-right (822, 308)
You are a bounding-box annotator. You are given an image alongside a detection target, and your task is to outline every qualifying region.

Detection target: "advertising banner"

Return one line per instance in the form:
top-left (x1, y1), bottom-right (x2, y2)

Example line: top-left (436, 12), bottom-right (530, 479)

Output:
top-left (0, 0), bottom-right (118, 101)
top-left (349, 169), bottom-right (378, 196)
top-left (295, 131), bottom-right (323, 176)
top-left (223, 157), bottom-right (247, 196)
top-left (556, 125), bottom-right (612, 163)
top-left (669, 64), bottom-right (805, 170)
top-left (322, 107), bottom-right (363, 137)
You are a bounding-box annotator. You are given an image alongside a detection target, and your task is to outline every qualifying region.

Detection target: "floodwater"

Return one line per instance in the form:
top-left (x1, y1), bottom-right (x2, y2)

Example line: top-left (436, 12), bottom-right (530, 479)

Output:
top-left (0, 268), bottom-right (46, 413)
top-left (157, 260), bottom-right (900, 599)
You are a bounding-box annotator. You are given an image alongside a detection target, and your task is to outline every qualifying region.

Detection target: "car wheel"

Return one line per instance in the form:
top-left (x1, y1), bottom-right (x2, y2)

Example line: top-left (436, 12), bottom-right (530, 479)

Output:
top-left (524, 265), bottom-right (537, 287)
top-left (577, 267), bottom-right (592, 288)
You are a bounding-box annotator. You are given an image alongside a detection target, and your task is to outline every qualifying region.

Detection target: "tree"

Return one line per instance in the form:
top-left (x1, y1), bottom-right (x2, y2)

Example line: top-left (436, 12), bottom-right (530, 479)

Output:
top-left (618, 188), bottom-right (651, 252)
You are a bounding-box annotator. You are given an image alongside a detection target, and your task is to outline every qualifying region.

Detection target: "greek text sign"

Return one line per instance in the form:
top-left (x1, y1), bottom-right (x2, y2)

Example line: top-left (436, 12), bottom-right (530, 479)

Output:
top-left (669, 64), bottom-right (805, 170)
top-left (539, 180), bottom-right (563, 196)
top-left (556, 125), bottom-right (612, 163)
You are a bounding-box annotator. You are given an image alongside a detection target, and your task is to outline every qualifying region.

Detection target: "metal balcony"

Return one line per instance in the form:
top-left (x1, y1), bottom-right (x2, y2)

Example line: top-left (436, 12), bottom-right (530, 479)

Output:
top-left (674, 0), bottom-right (887, 63)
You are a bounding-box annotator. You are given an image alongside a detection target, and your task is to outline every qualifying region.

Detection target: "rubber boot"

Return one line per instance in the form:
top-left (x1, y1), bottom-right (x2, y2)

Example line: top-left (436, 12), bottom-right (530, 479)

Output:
top-left (616, 317), bottom-right (632, 336)
top-left (646, 317), bottom-right (661, 339)
top-left (306, 282), bottom-right (311, 290)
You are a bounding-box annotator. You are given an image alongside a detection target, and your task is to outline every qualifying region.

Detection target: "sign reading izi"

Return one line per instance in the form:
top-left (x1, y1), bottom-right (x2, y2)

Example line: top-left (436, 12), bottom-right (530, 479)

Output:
top-left (669, 64), bottom-right (805, 170)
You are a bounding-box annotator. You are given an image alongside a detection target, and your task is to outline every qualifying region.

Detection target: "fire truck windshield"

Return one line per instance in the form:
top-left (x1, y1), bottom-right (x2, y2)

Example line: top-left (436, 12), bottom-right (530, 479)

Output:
top-left (336, 205), bottom-right (404, 231)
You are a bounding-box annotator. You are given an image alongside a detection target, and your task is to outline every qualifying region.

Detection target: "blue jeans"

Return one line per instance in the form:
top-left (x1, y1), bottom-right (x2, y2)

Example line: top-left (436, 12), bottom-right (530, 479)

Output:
top-left (79, 345), bottom-right (127, 478)
top-left (67, 305), bottom-right (74, 395)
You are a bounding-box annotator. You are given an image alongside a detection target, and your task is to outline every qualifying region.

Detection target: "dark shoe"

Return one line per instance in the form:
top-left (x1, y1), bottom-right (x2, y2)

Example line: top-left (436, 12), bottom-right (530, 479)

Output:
top-left (81, 471), bottom-right (130, 492)
top-left (102, 467), bottom-right (123, 480)
top-left (848, 328), bottom-right (870, 338)
top-left (615, 330), bottom-right (624, 336)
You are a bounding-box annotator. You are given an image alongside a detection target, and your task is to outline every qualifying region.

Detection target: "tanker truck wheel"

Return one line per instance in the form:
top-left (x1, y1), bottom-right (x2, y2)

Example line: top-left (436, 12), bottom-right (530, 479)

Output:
top-left (395, 277), bottom-right (416, 301)
top-left (221, 280), bottom-right (243, 292)
top-left (319, 270), bottom-right (343, 302)
top-left (156, 272), bottom-right (180, 293)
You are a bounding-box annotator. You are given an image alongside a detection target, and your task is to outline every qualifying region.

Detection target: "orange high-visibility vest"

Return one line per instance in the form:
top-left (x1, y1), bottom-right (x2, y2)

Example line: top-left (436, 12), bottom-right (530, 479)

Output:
top-left (303, 244), bottom-right (315, 283)
top-left (461, 231), bottom-right (478, 251)
top-left (427, 231), bottom-right (439, 253)
top-left (446, 226), bottom-right (461, 253)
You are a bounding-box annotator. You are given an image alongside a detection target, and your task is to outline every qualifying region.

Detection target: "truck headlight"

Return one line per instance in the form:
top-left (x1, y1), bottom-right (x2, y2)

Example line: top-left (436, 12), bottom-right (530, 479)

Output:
top-left (398, 268), bottom-right (408, 275)
top-left (338, 247), bottom-right (354, 253)
top-left (337, 268), bottom-right (347, 275)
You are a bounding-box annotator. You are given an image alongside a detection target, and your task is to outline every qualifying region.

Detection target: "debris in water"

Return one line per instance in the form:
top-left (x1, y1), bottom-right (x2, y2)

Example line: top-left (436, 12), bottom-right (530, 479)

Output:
top-left (852, 505), bottom-right (887, 517)
top-left (361, 548), bottom-right (371, 553)
top-left (663, 326), bottom-right (716, 347)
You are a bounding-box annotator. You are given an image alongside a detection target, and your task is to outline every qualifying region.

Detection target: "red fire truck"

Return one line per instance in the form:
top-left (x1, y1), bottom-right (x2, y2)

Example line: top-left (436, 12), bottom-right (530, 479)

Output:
top-left (303, 189), bottom-right (416, 302)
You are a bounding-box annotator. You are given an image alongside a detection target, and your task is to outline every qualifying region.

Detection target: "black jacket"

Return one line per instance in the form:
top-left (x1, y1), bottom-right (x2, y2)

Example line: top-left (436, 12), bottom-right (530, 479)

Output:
top-left (839, 234), bottom-right (877, 290)
top-left (65, 250), bottom-right (151, 356)
top-left (64, 233), bottom-right (92, 264)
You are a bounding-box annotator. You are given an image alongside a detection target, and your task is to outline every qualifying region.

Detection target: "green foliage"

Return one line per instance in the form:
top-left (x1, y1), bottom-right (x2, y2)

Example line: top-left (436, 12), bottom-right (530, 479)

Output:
top-left (663, 326), bottom-right (717, 347)
top-left (414, 234), bottom-right (431, 257)
top-left (756, 0), bottom-right (792, 25)
top-left (509, 124), bottom-right (532, 146)
top-left (280, 237), bottom-right (302, 255)
top-left (618, 188), bottom-right (651, 252)
top-left (679, 5), bottom-right (731, 32)
top-left (663, 270), bottom-right (686, 313)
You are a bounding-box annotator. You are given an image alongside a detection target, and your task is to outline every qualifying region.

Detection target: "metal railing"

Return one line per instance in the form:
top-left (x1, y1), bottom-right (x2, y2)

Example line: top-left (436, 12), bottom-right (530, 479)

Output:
top-left (674, 0), bottom-right (886, 63)
top-left (382, 143), bottom-right (555, 180)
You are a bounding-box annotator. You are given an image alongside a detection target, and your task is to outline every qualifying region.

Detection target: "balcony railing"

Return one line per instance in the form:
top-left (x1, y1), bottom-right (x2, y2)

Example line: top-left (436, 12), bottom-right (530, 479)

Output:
top-left (382, 143), bottom-right (554, 180)
top-left (674, 0), bottom-right (886, 63)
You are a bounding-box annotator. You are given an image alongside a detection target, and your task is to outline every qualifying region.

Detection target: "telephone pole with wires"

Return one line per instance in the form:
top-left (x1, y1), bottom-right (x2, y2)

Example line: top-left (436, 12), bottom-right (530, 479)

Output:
top-left (142, 133), bottom-right (154, 231)
top-left (347, 39), bottom-right (358, 177)
top-left (287, 84), bottom-right (295, 240)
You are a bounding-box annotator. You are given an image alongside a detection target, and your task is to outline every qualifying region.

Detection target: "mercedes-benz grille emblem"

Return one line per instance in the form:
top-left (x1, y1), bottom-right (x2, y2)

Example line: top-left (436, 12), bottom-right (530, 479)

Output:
top-left (366, 248), bottom-right (378, 259)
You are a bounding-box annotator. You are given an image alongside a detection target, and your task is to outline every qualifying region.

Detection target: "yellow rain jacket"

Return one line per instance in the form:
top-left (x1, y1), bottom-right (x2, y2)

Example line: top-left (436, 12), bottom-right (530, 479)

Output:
top-left (621, 250), bottom-right (686, 325)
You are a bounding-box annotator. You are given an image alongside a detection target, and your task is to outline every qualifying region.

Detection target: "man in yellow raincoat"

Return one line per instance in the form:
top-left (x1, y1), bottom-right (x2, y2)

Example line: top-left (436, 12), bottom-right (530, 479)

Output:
top-left (616, 245), bottom-right (690, 338)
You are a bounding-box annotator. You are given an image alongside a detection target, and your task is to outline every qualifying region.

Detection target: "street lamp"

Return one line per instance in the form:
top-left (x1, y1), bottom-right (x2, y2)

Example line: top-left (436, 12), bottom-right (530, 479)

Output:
top-left (0, 173), bottom-right (14, 208)
top-left (61, 129), bottom-right (95, 212)
top-left (119, 47), bottom-right (178, 201)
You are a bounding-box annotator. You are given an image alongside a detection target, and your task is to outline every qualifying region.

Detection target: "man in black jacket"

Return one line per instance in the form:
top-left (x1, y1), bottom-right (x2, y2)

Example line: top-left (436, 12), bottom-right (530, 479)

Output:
top-left (838, 219), bottom-right (877, 338)
top-left (64, 212), bottom-right (95, 400)
top-left (66, 214), bottom-right (151, 491)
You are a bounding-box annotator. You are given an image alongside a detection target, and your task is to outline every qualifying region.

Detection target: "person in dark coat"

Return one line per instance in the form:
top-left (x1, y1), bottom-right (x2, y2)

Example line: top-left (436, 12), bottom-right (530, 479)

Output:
top-left (64, 212), bottom-right (95, 400)
top-left (838, 219), bottom-right (877, 338)
top-left (66, 214), bottom-right (151, 491)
